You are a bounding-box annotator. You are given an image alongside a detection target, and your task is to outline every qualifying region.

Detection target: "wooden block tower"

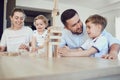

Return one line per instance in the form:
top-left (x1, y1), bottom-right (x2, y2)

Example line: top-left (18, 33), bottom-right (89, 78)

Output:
top-left (46, 0), bottom-right (62, 58)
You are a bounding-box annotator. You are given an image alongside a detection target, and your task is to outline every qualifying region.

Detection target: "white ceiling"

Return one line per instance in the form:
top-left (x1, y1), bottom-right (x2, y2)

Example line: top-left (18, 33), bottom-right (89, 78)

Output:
top-left (58, 0), bottom-right (120, 9)
top-left (47, 0), bottom-right (120, 13)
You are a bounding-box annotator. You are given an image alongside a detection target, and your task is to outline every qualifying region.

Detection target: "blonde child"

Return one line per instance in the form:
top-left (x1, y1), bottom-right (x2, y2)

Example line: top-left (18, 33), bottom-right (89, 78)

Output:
top-left (31, 15), bottom-right (48, 54)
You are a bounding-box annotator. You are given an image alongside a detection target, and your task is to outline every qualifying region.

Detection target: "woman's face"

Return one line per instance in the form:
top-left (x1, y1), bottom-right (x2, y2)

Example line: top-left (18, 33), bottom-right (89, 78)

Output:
top-left (10, 12), bottom-right (25, 29)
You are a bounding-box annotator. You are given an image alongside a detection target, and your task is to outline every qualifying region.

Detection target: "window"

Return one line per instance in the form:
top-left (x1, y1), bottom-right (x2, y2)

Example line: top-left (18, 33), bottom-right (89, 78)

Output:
top-left (115, 17), bottom-right (120, 40)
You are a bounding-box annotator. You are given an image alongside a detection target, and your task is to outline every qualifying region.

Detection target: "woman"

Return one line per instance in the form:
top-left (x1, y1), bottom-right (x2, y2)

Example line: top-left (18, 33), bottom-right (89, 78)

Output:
top-left (0, 8), bottom-right (33, 53)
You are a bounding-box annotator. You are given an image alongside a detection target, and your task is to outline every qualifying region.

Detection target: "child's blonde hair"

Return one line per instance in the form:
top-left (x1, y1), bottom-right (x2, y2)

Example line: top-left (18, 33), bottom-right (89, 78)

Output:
top-left (33, 15), bottom-right (48, 27)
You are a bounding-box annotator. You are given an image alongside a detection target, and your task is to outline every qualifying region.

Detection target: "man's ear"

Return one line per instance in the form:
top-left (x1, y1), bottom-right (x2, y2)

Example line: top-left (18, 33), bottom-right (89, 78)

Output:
top-left (64, 26), bottom-right (69, 29)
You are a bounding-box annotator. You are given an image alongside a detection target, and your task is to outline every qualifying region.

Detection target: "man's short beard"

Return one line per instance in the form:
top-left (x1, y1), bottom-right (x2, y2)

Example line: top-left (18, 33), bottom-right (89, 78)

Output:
top-left (72, 32), bottom-right (82, 35)
top-left (72, 26), bottom-right (83, 35)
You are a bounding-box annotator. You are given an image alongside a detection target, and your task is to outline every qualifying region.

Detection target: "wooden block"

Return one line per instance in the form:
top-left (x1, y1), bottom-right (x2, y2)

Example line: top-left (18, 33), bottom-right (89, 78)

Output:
top-left (8, 52), bottom-right (20, 56)
top-left (49, 30), bottom-right (62, 33)
top-left (0, 52), bottom-right (8, 56)
top-left (49, 36), bottom-right (61, 39)
top-left (48, 44), bottom-right (53, 58)
top-left (49, 42), bottom-right (60, 45)
top-left (46, 26), bottom-right (62, 58)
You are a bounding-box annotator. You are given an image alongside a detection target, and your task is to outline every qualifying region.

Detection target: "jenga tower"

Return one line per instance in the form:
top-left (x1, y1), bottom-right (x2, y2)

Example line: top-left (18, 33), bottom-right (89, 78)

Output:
top-left (47, 27), bottom-right (62, 58)
top-left (46, 0), bottom-right (62, 58)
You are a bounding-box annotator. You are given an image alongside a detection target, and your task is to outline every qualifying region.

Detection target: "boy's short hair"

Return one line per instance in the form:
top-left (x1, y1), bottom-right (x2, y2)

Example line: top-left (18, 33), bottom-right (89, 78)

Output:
top-left (33, 15), bottom-right (48, 27)
top-left (85, 14), bottom-right (107, 31)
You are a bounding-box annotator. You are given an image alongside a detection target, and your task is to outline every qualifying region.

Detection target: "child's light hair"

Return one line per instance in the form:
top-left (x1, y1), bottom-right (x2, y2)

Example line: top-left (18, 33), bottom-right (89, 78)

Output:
top-left (33, 15), bottom-right (48, 27)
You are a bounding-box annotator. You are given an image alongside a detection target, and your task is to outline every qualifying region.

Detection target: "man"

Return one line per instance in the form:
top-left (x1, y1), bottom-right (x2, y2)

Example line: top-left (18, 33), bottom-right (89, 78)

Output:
top-left (58, 9), bottom-right (120, 59)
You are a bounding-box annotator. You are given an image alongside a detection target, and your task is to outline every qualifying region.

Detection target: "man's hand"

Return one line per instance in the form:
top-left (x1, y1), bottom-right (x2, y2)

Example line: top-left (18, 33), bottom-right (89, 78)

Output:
top-left (58, 46), bottom-right (82, 57)
top-left (58, 46), bottom-right (70, 57)
top-left (102, 52), bottom-right (118, 59)
top-left (102, 44), bottom-right (120, 59)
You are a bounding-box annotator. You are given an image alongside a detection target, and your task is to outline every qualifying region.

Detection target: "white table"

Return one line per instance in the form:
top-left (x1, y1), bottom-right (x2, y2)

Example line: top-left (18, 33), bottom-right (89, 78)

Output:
top-left (0, 56), bottom-right (120, 80)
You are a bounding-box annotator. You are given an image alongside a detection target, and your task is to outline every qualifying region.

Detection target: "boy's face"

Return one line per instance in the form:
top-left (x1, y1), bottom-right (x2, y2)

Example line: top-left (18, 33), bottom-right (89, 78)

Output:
top-left (34, 19), bottom-right (46, 32)
top-left (86, 22), bottom-right (102, 39)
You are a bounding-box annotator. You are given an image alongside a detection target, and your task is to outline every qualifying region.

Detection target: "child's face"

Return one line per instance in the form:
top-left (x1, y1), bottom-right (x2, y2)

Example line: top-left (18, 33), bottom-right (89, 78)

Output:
top-left (86, 22), bottom-right (102, 39)
top-left (34, 19), bottom-right (46, 32)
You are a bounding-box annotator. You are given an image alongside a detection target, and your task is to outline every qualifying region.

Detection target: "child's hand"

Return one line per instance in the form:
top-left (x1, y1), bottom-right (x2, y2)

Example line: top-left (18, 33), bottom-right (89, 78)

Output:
top-left (31, 47), bottom-right (38, 52)
top-left (38, 45), bottom-right (44, 49)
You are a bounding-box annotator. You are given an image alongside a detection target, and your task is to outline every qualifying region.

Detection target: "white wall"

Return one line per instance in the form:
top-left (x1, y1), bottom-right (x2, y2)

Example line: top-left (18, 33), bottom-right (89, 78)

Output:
top-left (16, 0), bottom-right (53, 10)
top-left (97, 2), bottom-right (120, 37)
top-left (115, 16), bottom-right (120, 40)
top-left (99, 9), bottom-right (120, 37)
top-left (16, 0), bottom-right (98, 27)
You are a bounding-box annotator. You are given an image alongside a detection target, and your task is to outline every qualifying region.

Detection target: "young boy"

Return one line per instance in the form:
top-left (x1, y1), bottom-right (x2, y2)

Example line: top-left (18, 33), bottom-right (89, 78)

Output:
top-left (0, 8), bottom-right (33, 53)
top-left (79, 14), bottom-right (108, 57)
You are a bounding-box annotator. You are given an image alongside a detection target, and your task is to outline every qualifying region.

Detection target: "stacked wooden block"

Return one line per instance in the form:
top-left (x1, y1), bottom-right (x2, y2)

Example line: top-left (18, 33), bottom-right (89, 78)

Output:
top-left (46, 27), bottom-right (62, 58)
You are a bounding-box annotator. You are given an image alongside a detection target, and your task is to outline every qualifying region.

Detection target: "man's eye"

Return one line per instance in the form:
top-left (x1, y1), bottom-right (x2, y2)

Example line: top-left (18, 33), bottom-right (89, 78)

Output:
top-left (72, 24), bottom-right (76, 27)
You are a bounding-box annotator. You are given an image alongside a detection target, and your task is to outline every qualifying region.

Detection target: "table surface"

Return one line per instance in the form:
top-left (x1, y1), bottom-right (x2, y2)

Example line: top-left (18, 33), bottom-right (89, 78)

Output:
top-left (0, 55), bottom-right (120, 80)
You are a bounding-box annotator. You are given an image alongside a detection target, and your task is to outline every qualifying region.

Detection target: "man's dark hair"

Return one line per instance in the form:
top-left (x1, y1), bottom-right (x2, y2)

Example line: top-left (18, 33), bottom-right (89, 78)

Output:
top-left (61, 9), bottom-right (78, 26)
